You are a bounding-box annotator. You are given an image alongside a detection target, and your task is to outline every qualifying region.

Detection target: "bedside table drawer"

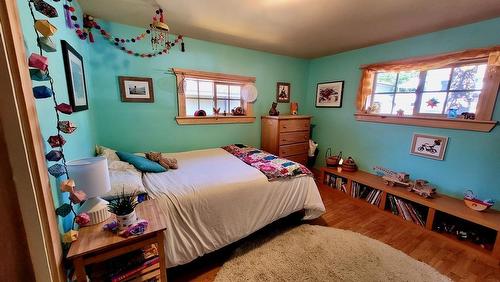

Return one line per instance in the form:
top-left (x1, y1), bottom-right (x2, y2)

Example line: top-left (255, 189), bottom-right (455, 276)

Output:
top-left (279, 119), bottom-right (310, 133)
top-left (279, 142), bottom-right (308, 157)
top-left (279, 131), bottom-right (309, 145)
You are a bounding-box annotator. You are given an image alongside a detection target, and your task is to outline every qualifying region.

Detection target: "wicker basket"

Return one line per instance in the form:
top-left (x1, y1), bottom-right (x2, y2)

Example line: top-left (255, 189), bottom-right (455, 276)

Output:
top-left (341, 157), bottom-right (358, 172)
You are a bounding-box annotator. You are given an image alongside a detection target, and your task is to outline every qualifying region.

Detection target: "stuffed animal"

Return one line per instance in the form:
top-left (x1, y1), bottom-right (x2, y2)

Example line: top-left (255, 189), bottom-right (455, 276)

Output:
top-left (145, 152), bottom-right (178, 169)
top-left (269, 102), bottom-right (279, 116)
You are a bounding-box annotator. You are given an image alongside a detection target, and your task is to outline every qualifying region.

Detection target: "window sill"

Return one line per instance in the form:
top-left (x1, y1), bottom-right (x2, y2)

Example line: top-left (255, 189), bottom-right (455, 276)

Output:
top-left (176, 115), bottom-right (256, 125)
top-left (354, 113), bottom-right (497, 132)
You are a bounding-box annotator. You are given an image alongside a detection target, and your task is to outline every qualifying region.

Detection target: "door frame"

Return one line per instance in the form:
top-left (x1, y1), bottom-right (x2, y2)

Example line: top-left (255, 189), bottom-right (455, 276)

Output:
top-left (0, 0), bottom-right (65, 281)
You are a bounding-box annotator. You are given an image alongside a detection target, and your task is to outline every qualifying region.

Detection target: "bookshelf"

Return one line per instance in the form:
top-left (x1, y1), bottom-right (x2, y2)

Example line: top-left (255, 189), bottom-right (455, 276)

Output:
top-left (320, 166), bottom-right (500, 258)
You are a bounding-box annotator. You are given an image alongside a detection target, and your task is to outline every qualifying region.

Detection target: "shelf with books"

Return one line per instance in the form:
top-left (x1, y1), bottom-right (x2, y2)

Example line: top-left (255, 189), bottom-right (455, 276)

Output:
top-left (385, 195), bottom-right (428, 227)
top-left (351, 182), bottom-right (382, 206)
top-left (325, 172), bottom-right (348, 193)
top-left (320, 166), bottom-right (500, 259)
top-left (86, 244), bottom-right (160, 282)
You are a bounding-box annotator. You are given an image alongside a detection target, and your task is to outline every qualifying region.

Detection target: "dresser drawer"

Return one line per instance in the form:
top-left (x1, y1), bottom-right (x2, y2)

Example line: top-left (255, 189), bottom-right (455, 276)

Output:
top-left (279, 131), bottom-right (309, 145)
top-left (279, 142), bottom-right (308, 157)
top-left (279, 119), bottom-right (310, 133)
top-left (285, 154), bottom-right (308, 165)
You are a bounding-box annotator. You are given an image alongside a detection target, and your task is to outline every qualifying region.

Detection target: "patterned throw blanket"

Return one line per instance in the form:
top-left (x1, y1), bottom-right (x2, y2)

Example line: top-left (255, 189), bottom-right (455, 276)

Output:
top-left (222, 144), bottom-right (312, 181)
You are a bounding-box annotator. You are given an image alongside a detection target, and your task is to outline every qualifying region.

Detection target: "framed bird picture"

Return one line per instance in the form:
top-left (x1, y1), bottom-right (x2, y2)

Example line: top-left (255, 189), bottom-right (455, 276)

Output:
top-left (315, 81), bottom-right (344, 108)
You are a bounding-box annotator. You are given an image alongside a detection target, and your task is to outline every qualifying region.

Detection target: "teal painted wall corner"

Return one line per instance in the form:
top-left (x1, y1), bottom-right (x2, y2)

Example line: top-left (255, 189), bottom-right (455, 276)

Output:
top-left (303, 17), bottom-right (500, 206)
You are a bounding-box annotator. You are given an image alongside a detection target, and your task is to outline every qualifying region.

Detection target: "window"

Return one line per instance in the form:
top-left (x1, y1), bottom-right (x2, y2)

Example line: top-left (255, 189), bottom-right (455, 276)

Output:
top-left (172, 68), bottom-right (256, 125)
top-left (184, 79), bottom-right (242, 116)
top-left (355, 47), bottom-right (500, 132)
top-left (368, 62), bottom-right (487, 116)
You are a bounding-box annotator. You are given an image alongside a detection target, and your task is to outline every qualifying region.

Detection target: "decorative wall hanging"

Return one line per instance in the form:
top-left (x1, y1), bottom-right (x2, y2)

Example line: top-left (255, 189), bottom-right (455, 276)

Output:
top-left (61, 40), bottom-right (89, 111)
top-left (276, 82), bottom-right (290, 103)
top-left (118, 76), bottom-right (155, 103)
top-left (63, 3), bottom-right (186, 58)
top-left (27, 0), bottom-right (87, 236)
top-left (316, 81), bottom-right (344, 108)
top-left (410, 133), bottom-right (448, 160)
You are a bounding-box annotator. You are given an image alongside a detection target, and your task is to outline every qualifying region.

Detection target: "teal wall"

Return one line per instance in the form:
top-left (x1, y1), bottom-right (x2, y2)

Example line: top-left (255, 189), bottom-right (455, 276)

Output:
top-left (303, 18), bottom-right (500, 203)
top-left (89, 21), bottom-right (309, 153)
top-left (19, 0), bottom-right (500, 227)
top-left (18, 0), bottom-right (97, 231)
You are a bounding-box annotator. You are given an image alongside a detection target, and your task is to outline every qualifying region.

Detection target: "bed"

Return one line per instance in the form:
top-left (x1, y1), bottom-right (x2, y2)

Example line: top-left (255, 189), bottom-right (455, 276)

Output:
top-left (140, 147), bottom-right (325, 267)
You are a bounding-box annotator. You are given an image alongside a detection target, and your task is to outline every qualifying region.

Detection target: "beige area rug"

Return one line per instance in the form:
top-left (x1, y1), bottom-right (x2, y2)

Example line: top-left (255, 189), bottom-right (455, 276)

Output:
top-left (215, 225), bottom-right (451, 282)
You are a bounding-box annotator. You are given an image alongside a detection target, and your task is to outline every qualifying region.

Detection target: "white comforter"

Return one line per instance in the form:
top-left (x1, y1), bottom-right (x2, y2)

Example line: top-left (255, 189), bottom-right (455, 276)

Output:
top-left (142, 148), bottom-right (325, 267)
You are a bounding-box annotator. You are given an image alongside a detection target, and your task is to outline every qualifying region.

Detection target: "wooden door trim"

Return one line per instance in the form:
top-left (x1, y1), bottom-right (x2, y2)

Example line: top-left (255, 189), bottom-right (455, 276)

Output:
top-left (0, 0), bottom-right (64, 281)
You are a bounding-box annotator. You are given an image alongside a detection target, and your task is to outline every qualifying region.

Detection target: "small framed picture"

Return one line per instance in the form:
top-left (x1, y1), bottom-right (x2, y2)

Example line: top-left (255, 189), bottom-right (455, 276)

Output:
top-left (315, 81), bottom-right (344, 108)
top-left (410, 133), bottom-right (448, 160)
top-left (61, 40), bottom-right (89, 112)
top-left (276, 82), bottom-right (290, 103)
top-left (118, 76), bottom-right (154, 103)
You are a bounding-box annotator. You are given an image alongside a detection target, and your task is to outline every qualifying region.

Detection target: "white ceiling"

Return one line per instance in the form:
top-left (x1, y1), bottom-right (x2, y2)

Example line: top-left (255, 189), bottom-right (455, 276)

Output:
top-left (79, 0), bottom-right (500, 58)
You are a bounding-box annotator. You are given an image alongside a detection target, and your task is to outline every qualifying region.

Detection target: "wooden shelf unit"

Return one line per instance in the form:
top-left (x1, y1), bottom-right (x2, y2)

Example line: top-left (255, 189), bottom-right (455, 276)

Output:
top-left (320, 166), bottom-right (500, 258)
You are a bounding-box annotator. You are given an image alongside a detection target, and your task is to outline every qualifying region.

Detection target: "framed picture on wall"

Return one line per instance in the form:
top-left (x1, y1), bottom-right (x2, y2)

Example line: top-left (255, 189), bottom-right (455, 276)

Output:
top-left (315, 81), bottom-right (344, 108)
top-left (410, 133), bottom-right (448, 160)
top-left (276, 82), bottom-right (290, 103)
top-left (61, 40), bottom-right (89, 112)
top-left (118, 76), bottom-right (154, 103)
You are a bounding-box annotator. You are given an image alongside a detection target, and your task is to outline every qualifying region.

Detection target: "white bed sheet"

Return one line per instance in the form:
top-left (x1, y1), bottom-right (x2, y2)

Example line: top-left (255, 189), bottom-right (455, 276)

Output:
top-left (142, 148), bottom-right (325, 267)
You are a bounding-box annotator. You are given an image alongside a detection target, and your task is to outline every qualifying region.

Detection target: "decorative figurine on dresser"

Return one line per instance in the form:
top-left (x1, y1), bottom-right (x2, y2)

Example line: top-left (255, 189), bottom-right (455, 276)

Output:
top-left (261, 115), bottom-right (311, 165)
top-left (269, 102), bottom-right (280, 116)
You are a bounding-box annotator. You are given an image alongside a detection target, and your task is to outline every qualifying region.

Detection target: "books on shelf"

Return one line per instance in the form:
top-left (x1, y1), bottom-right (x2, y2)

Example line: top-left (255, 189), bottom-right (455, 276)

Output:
top-left (325, 173), bottom-right (347, 193)
top-left (387, 195), bottom-right (425, 226)
top-left (88, 244), bottom-right (160, 282)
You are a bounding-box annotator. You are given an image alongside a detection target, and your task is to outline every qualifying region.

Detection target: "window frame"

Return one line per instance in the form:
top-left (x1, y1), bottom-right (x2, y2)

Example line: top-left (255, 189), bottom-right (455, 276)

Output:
top-left (173, 68), bottom-right (256, 125)
top-left (355, 47), bottom-right (500, 132)
top-left (368, 61), bottom-right (488, 117)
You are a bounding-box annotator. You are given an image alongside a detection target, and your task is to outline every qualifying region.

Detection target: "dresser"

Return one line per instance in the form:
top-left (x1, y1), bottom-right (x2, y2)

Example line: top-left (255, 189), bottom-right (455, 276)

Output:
top-left (261, 115), bottom-right (311, 165)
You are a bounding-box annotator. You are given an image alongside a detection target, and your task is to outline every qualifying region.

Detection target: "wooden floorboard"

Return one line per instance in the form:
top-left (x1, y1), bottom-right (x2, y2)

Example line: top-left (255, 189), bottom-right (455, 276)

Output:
top-left (167, 182), bottom-right (500, 282)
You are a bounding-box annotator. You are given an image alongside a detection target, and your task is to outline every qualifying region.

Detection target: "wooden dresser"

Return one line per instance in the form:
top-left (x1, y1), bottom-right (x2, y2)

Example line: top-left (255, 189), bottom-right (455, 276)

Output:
top-left (261, 115), bottom-right (311, 165)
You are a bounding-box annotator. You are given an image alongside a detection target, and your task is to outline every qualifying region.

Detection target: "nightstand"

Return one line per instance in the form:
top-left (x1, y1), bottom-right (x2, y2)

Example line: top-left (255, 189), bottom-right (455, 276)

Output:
top-left (67, 199), bottom-right (168, 282)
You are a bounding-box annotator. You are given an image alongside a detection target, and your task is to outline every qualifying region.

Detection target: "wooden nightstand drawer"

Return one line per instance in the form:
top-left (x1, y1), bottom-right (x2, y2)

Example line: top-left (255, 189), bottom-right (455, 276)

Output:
top-left (279, 119), bottom-right (310, 133)
top-left (279, 142), bottom-right (308, 157)
top-left (279, 131), bottom-right (309, 145)
top-left (286, 154), bottom-right (308, 165)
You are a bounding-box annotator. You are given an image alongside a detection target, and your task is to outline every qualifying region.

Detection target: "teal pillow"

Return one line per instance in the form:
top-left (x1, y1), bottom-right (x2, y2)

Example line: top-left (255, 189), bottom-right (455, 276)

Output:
top-left (116, 151), bottom-right (167, 173)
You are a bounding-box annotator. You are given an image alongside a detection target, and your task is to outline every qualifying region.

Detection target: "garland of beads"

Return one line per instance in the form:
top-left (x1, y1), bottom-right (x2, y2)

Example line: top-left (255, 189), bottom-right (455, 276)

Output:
top-left (63, 3), bottom-right (185, 57)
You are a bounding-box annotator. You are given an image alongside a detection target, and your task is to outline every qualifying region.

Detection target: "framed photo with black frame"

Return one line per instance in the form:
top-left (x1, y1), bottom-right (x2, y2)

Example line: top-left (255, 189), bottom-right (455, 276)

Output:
top-left (61, 40), bottom-right (89, 112)
top-left (315, 80), bottom-right (344, 108)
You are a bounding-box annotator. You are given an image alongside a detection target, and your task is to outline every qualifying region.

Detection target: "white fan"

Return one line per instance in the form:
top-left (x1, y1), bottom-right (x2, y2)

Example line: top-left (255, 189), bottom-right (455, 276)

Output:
top-left (241, 84), bottom-right (258, 102)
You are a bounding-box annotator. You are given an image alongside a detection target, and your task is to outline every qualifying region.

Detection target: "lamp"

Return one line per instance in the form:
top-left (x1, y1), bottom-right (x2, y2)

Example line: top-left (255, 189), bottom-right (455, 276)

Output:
top-left (67, 157), bottom-right (111, 225)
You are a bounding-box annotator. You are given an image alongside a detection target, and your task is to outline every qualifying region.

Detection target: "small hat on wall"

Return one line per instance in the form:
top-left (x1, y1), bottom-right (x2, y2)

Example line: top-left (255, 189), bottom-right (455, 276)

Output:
top-left (33, 85), bottom-right (53, 99)
top-left (35, 20), bottom-right (58, 37)
top-left (28, 53), bottom-right (48, 71)
top-left (33, 0), bottom-right (58, 18)
top-left (39, 36), bottom-right (57, 52)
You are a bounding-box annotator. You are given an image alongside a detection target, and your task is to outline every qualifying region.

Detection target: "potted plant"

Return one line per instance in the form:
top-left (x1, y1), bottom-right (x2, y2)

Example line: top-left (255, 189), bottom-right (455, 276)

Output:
top-left (107, 190), bottom-right (139, 230)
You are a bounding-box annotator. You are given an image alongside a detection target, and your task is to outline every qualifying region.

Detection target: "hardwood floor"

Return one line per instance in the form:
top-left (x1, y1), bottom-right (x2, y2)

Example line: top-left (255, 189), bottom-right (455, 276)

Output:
top-left (168, 182), bottom-right (500, 282)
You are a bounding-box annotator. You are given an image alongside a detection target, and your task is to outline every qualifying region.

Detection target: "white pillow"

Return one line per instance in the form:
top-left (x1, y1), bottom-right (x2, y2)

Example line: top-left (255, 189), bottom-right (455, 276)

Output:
top-left (102, 168), bottom-right (146, 199)
top-left (96, 145), bottom-right (120, 163)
